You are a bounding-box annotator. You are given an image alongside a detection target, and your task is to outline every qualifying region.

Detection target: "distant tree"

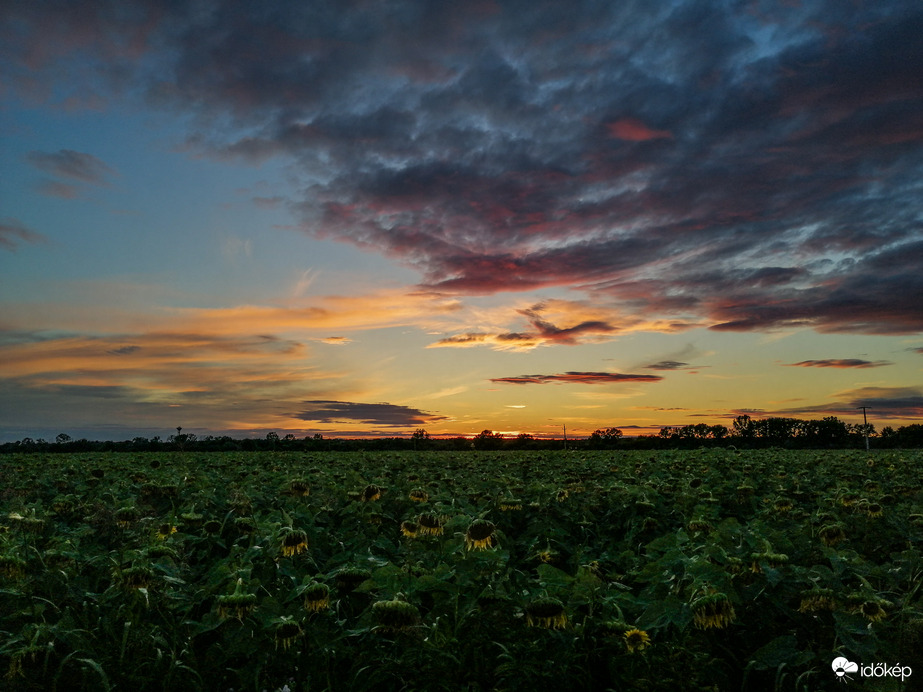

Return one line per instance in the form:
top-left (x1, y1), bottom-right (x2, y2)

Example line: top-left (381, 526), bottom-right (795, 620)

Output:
top-left (55, 433), bottom-right (71, 445)
top-left (473, 429), bottom-right (504, 450)
top-left (589, 427), bottom-right (623, 448)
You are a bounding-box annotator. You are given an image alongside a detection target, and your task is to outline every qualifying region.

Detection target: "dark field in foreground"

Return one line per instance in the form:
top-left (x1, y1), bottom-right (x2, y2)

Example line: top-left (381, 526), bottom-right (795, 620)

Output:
top-left (1, 450), bottom-right (921, 691)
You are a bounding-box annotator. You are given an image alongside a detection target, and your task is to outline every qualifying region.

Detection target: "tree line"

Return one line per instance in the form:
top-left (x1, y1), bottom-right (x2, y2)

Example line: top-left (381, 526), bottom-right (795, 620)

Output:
top-left (2, 417), bottom-right (923, 453)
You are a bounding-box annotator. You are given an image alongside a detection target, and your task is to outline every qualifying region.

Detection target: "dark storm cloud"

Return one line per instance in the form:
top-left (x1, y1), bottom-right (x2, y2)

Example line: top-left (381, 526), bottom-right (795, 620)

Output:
top-left (785, 359), bottom-right (891, 369)
top-left (772, 387), bottom-right (923, 420)
top-left (490, 372), bottom-right (662, 385)
top-left (5, 1), bottom-right (922, 333)
top-left (293, 400), bottom-right (447, 427)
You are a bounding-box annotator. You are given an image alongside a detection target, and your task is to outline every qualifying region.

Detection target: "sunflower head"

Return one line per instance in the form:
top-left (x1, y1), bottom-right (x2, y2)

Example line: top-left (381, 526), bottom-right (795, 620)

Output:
top-left (281, 529), bottom-right (309, 557)
top-left (691, 592), bottom-right (736, 629)
top-left (203, 520), bottom-right (222, 535)
top-left (156, 523), bottom-right (177, 540)
top-left (119, 565), bottom-right (154, 590)
top-left (303, 581), bottom-right (330, 613)
top-left (361, 484), bottom-right (382, 502)
top-left (334, 566), bottom-right (371, 591)
top-left (418, 513), bottom-right (444, 536)
top-left (0, 555), bottom-right (27, 579)
top-left (274, 618), bottom-right (303, 650)
top-left (798, 587), bottom-right (836, 613)
top-left (498, 499), bottom-right (522, 512)
top-left (465, 519), bottom-right (497, 551)
top-left (865, 503), bottom-right (883, 518)
top-left (290, 480), bottom-right (310, 497)
top-left (819, 523), bottom-right (847, 546)
top-left (408, 488), bottom-right (428, 503)
top-left (400, 520), bottom-right (419, 538)
top-left (217, 581), bottom-right (257, 619)
top-left (115, 507), bottom-right (138, 529)
top-left (623, 628), bottom-right (651, 653)
top-left (525, 597), bottom-right (567, 629)
top-left (372, 595), bottom-right (420, 633)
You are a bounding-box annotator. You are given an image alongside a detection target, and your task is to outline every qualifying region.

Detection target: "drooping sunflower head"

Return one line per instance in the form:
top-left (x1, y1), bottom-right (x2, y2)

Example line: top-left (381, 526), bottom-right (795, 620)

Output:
top-left (217, 581), bottom-right (257, 619)
top-left (115, 506), bottom-right (138, 529)
top-left (203, 519), bottom-right (222, 535)
top-left (361, 484), bottom-right (382, 502)
top-left (408, 488), bottom-right (428, 503)
top-left (465, 519), bottom-right (497, 551)
top-left (290, 480), bottom-right (310, 497)
top-left (687, 518), bottom-right (713, 533)
top-left (281, 529), bottom-right (309, 557)
top-left (334, 566), bottom-right (371, 592)
top-left (798, 587), bottom-right (836, 613)
top-left (853, 597), bottom-right (891, 623)
top-left (156, 523), bottom-right (177, 540)
top-left (525, 596), bottom-right (567, 629)
top-left (865, 503), bottom-right (883, 518)
top-left (0, 555), bottom-right (27, 579)
top-left (691, 592), bottom-right (736, 629)
top-left (118, 565), bottom-right (154, 590)
top-left (750, 552), bottom-right (789, 572)
top-left (417, 514), bottom-right (444, 536)
top-left (274, 618), bottom-right (303, 650)
top-left (400, 520), bottom-right (419, 538)
top-left (498, 499), bottom-right (522, 512)
top-left (372, 595), bottom-right (420, 633)
top-left (818, 523), bottom-right (847, 547)
top-left (623, 628), bottom-right (651, 653)
top-left (303, 581), bottom-right (330, 613)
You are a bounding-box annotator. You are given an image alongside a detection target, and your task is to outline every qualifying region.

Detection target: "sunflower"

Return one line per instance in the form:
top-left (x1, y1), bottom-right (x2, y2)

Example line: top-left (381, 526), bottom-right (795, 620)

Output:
top-left (217, 580), bottom-right (257, 619)
top-left (408, 488), bottom-right (428, 503)
top-left (556, 489), bottom-right (569, 502)
top-left (865, 503), bottom-right (883, 518)
top-left (687, 519), bottom-right (712, 533)
top-left (499, 499), bottom-right (522, 512)
top-left (418, 514), bottom-right (445, 536)
top-left (798, 588), bottom-right (836, 613)
top-left (857, 599), bottom-right (890, 622)
top-left (361, 484), bottom-right (381, 502)
top-left (372, 595), bottom-right (420, 633)
top-left (818, 523), bottom-right (846, 547)
top-left (119, 565), bottom-right (154, 590)
top-left (525, 597), bottom-right (567, 629)
top-left (0, 555), bottom-right (27, 579)
top-left (303, 581), bottom-right (330, 613)
top-left (691, 592), bottom-right (736, 629)
top-left (400, 520), bottom-right (419, 538)
top-left (772, 498), bottom-right (793, 513)
top-left (203, 520), bottom-right (221, 535)
top-left (115, 507), bottom-right (138, 529)
top-left (335, 566), bottom-right (372, 591)
top-left (750, 552), bottom-right (789, 572)
top-left (274, 618), bottom-right (303, 650)
top-left (465, 519), bottom-right (497, 551)
top-left (290, 480), bottom-right (310, 497)
top-left (623, 628), bottom-right (651, 653)
top-left (281, 529), bottom-right (309, 557)
top-left (156, 523), bottom-right (177, 540)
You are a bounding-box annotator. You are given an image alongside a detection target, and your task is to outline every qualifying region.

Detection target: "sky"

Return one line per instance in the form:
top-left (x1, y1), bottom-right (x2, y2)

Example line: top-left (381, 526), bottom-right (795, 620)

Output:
top-left (1, 0), bottom-right (922, 442)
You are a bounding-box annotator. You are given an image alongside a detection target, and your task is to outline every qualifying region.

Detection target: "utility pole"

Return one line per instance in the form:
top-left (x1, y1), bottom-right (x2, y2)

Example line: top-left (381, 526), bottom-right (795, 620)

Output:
top-left (857, 406), bottom-right (871, 452)
top-left (563, 424), bottom-right (568, 451)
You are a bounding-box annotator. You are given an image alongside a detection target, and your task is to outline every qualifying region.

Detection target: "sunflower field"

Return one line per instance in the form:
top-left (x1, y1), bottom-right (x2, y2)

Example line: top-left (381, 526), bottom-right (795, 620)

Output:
top-left (1, 449), bottom-right (921, 691)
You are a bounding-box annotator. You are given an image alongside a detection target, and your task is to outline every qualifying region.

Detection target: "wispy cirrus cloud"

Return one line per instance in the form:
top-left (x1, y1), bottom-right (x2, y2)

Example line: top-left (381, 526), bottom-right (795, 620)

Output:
top-left (785, 359), bottom-right (892, 369)
top-left (490, 372), bottom-right (663, 386)
top-left (0, 218), bottom-right (47, 251)
top-left (26, 149), bottom-right (114, 184)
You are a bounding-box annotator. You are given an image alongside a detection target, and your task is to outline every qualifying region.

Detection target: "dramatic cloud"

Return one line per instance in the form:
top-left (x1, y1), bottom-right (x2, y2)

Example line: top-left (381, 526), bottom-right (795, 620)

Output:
top-left (3, 1), bottom-right (921, 335)
top-left (0, 219), bottom-right (47, 251)
top-left (26, 149), bottom-right (114, 184)
top-left (772, 387), bottom-right (923, 420)
top-left (643, 361), bottom-right (690, 371)
top-left (490, 372), bottom-right (663, 385)
top-left (785, 359), bottom-right (892, 369)
top-left (293, 400), bottom-right (447, 427)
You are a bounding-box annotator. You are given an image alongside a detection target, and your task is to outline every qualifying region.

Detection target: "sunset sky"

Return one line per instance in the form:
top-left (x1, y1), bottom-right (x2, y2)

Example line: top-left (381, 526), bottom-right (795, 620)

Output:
top-left (1, 0), bottom-right (922, 442)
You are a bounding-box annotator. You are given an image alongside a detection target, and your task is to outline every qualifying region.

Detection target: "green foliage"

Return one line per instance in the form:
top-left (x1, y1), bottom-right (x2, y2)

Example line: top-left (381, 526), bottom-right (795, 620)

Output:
top-left (0, 449), bottom-right (920, 690)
